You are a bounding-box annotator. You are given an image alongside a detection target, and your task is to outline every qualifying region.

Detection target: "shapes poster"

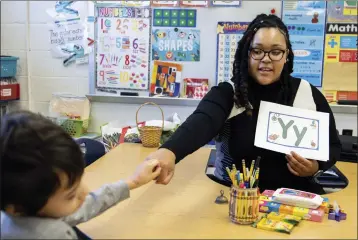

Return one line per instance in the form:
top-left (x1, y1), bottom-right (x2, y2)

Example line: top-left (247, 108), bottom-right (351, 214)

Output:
top-left (211, 1), bottom-right (241, 7)
top-left (152, 28), bottom-right (200, 62)
top-left (153, 9), bottom-right (196, 27)
top-left (327, 1), bottom-right (357, 23)
top-left (282, 1), bottom-right (327, 87)
top-left (96, 7), bottom-right (151, 90)
top-left (216, 22), bottom-right (249, 84)
top-left (180, 1), bottom-right (208, 7)
top-left (150, 61), bottom-right (182, 97)
top-left (324, 24), bottom-right (357, 63)
top-left (255, 101), bottom-right (330, 162)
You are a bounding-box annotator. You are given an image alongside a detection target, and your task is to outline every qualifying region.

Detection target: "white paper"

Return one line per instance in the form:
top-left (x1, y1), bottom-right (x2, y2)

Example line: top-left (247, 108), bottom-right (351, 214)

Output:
top-left (254, 101), bottom-right (330, 161)
top-left (49, 20), bottom-right (86, 58)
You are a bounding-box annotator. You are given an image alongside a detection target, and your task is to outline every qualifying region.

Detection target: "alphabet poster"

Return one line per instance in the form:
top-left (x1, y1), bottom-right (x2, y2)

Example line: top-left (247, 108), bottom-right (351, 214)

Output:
top-left (282, 1), bottom-right (327, 87)
top-left (152, 28), bottom-right (200, 62)
top-left (96, 7), bottom-right (151, 90)
top-left (254, 101), bottom-right (330, 161)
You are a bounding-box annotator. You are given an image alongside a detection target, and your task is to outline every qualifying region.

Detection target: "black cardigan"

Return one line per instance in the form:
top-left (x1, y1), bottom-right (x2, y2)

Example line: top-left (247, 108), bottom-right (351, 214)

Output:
top-left (161, 77), bottom-right (341, 193)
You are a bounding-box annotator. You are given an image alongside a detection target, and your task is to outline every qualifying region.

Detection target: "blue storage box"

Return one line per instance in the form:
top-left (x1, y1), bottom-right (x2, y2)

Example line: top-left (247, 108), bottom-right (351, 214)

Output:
top-left (1, 56), bottom-right (19, 78)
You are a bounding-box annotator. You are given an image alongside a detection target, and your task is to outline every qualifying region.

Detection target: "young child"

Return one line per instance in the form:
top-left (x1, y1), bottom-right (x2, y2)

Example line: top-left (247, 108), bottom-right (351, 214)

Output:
top-left (0, 111), bottom-right (161, 239)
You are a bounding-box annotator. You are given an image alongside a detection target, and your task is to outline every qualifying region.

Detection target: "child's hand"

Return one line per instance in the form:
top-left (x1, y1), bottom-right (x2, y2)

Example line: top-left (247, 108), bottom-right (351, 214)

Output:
top-left (126, 159), bottom-right (162, 190)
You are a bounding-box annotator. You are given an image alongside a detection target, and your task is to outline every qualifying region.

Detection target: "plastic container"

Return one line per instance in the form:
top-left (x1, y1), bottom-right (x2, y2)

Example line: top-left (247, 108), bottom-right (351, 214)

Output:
top-left (1, 56), bottom-right (19, 78)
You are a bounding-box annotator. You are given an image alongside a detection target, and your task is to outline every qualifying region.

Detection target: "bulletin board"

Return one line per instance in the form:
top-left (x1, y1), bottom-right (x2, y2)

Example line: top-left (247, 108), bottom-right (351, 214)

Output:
top-left (88, 1), bottom-right (285, 96)
top-left (323, 1), bottom-right (357, 93)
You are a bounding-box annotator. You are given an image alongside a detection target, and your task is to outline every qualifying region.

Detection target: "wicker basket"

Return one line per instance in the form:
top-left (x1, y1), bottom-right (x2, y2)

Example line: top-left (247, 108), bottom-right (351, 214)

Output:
top-left (136, 102), bottom-right (164, 148)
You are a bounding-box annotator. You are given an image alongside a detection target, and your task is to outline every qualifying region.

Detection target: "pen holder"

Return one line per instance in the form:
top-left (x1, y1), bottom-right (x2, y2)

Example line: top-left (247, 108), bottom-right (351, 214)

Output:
top-left (229, 186), bottom-right (260, 225)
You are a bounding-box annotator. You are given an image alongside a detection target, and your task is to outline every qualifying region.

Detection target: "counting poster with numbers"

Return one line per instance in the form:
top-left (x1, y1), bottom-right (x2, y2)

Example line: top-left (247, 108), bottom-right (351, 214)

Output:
top-left (216, 22), bottom-right (249, 84)
top-left (96, 6), bottom-right (151, 90)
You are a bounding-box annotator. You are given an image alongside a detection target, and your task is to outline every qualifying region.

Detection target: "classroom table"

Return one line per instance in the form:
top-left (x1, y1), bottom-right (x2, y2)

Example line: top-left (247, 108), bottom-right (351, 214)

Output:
top-left (79, 143), bottom-right (357, 239)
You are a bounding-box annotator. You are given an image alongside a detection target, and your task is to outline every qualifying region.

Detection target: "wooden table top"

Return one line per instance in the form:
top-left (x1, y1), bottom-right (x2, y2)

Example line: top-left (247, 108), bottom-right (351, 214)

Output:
top-left (79, 143), bottom-right (357, 239)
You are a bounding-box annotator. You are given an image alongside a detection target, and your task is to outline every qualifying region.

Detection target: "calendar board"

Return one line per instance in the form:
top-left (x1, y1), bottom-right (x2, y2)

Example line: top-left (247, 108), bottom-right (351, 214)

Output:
top-left (96, 6), bottom-right (151, 90)
top-left (216, 22), bottom-right (249, 84)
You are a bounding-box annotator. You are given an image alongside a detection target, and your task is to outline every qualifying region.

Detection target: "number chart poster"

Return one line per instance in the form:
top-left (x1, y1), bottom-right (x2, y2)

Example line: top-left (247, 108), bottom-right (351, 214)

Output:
top-left (282, 1), bottom-right (327, 87)
top-left (216, 22), bottom-right (249, 84)
top-left (152, 28), bottom-right (200, 62)
top-left (96, 7), bottom-right (151, 90)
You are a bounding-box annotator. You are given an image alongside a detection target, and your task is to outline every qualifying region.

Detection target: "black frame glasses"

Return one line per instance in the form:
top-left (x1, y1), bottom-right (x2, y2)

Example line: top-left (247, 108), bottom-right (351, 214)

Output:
top-left (249, 48), bottom-right (287, 61)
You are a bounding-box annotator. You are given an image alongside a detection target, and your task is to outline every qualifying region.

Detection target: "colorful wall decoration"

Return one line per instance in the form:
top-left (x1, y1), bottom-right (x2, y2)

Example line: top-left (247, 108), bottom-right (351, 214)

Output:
top-left (327, 1), bottom-right (357, 22)
top-left (211, 1), bottom-right (241, 7)
top-left (151, 1), bottom-right (179, 7)
top-left (216, 22), bottom-right (249, 84)
top-left (153, 8), bottom-right (196, 27)
top-left (180, 1), bottom-right (208, 7)
top-left (96, 7), bottom-right (151, 90)
top-left (282, 1), bottom-right (327, 87)
top-left (152, 28), bottom-right (200, 62)
top-left (323, 1), bottom-right (357, 93)
top-left (150, 61), bottom-right (183, 97)
top-left (325, 23), bottom-right (357, 63)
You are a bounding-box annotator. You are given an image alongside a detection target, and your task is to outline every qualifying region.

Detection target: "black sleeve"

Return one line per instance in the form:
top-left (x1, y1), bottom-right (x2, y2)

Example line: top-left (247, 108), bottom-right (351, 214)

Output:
top-left (160, 82), bottom-right (234, 163)
top-left (310, 85), bottom-right (342, 171)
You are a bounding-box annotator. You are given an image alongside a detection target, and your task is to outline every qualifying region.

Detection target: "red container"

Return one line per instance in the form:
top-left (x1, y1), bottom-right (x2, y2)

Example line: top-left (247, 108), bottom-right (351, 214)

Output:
top-left (0, 83), bottom-right (20, 101)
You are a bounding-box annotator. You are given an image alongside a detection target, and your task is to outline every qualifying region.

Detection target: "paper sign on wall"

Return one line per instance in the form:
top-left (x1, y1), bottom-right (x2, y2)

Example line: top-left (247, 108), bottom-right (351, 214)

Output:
top-left (152, 1), bottom-right (179, 7)
top-left (211, 1), bottom-right (241, 7)
top-left (254, 101), bottom-right (330, 161)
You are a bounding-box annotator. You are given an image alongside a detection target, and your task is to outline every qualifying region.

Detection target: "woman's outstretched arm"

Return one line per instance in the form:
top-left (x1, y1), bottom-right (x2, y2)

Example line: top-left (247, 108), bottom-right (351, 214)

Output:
top-left (160, 82), bottom-right (235, 163)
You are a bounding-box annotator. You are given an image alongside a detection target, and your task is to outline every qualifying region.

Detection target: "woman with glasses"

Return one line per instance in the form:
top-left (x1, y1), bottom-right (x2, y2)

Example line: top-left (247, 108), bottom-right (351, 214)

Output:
top-left (145, 14), bottom-right (341, 194)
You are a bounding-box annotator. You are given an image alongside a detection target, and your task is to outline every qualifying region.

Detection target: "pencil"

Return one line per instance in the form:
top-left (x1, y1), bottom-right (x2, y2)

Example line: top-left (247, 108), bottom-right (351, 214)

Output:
top-left (242, 159), bottom-right (246, 182)
top-left (249, 160), bottom-right (255, 182)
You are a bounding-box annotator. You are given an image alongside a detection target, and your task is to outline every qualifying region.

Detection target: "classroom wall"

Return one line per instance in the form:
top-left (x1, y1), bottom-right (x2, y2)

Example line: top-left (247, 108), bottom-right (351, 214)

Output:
top-left (1, 1), bottom-right (89, 114)
top-left (1, 1), bottom-right (357, 136)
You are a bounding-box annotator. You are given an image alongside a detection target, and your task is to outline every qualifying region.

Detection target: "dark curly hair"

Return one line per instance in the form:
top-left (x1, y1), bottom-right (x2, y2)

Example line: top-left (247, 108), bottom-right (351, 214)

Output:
top-left (231, 14), bottom-right (294, 114)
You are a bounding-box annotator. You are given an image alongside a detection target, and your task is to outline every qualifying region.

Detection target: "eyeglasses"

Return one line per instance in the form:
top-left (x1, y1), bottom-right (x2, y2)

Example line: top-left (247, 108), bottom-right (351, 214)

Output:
top-left (249, 48), bottom-right (287, 61)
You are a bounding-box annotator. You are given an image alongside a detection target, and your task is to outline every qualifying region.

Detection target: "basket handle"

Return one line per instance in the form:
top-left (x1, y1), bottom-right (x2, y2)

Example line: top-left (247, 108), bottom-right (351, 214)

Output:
top-left (136, 102), bottom-right (164, 130)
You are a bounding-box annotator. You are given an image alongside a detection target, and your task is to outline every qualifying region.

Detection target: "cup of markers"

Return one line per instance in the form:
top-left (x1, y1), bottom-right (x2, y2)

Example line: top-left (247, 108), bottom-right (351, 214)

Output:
top-left (227, 157), bottom-right (261, 225)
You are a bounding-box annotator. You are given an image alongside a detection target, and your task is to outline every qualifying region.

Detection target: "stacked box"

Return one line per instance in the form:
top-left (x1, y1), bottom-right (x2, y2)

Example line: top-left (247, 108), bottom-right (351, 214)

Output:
top-left (259, 190), bottom-right (328, 222)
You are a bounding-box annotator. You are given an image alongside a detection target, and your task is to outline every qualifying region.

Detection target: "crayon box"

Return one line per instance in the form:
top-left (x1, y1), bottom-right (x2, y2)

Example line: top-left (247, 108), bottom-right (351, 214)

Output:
top-left (259, 190), bottom-right (328, 222)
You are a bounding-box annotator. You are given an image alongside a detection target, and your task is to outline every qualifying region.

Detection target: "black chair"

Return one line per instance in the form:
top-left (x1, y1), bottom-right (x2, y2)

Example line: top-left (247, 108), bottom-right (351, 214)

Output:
top-left (75, 138), bottom-right (106, 166)
top-left (205, 149), bottom-right (349, 190)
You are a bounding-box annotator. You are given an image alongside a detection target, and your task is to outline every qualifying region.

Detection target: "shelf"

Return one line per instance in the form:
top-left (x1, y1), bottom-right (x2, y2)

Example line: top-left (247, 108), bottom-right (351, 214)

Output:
top-left (86, 94), bottom-right (357, 114)
top-left (86, 94), bottom-right (201, 107)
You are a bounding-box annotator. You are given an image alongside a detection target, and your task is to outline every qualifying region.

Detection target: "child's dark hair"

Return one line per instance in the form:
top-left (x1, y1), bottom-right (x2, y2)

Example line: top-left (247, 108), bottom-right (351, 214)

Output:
top-left (231, 14), bottom-right (294, 113)
top-left (0, 111), bottom-right (85, 215)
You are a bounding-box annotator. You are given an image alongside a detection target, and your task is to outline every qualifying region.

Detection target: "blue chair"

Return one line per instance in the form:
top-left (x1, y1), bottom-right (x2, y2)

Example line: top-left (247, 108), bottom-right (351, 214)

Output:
top-left (75, 138), bottom-right (105, 166)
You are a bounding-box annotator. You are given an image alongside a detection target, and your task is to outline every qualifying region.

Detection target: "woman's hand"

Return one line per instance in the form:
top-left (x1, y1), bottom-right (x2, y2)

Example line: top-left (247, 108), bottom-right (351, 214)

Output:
top-left (126, 159), bottom-right (162, 190)
top-left (145, 148), bottom-right (176, 185)
top-left (286, 151), bottom-right (319, 177)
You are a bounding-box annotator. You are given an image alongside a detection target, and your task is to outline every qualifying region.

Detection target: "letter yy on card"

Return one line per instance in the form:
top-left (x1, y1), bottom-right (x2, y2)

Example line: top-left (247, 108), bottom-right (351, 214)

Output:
top-left (254, 101), bottom-right (329, 161)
